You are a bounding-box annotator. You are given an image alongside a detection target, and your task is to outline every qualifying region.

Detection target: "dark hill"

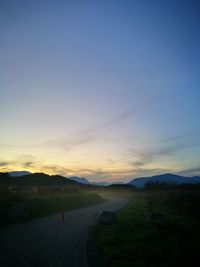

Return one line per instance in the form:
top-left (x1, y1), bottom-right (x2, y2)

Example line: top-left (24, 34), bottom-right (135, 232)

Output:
top-left (0, 172), bottom-right (79, 187)
top-left (109, 184), bottom-right (136, 190)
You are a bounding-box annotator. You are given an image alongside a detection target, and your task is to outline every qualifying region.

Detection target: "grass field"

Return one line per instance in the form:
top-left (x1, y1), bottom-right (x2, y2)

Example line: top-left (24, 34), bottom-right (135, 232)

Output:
top-left (0, 189), bottom-right (104, 226)
top-left (96, 191), bottom-right (200, 267)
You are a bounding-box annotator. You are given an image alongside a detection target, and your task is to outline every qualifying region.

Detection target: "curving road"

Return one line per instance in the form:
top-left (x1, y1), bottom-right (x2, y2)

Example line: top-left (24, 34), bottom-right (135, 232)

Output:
top-left (0, 197), bottom-right (128, 267)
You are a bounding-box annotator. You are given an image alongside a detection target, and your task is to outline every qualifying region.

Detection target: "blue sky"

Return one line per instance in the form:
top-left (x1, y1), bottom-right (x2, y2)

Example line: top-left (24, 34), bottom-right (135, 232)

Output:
top-left (0, 0), bottom-right (200, 181)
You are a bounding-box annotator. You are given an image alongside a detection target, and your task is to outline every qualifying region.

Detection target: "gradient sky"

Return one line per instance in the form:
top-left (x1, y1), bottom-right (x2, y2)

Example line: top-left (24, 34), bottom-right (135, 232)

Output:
top-left (1, 0), bottom-right (200, 182)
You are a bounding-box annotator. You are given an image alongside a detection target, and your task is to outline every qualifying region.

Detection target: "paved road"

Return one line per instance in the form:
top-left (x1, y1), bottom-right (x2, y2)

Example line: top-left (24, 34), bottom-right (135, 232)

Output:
top-left (0, 197), bottom-right (128, 267)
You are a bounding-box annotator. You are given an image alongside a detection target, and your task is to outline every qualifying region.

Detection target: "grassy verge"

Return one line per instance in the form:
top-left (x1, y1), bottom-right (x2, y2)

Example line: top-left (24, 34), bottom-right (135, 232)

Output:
top-left (96, 191), bottom-right (200, 267)
top-left (0, 189), bottom-right (104, 226)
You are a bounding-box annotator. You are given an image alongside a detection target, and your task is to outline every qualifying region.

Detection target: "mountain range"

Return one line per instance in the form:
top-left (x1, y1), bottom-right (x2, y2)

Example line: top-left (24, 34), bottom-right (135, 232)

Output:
top-left (68, 176), bottom-right (90, 184)
top-left (0, 172), bottom-right (79, 187)
top-left (0, 171), bottom-right (111, 187)
top-left (1, 171), bottom-right (200, 188)
top-left (128, 173), bottom-right (200, 188)
top-left (67, 176), bottom-right (111, 186)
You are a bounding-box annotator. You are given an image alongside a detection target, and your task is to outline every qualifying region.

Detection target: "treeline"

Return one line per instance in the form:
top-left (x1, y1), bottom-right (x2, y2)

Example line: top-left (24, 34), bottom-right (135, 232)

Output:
top-left (145, 181), bottom-right (200, 190)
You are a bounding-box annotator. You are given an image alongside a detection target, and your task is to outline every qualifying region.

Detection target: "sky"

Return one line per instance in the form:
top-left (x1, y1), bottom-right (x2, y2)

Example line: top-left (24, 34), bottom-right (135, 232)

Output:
top-left (0, 0), bottom-right (200, 182)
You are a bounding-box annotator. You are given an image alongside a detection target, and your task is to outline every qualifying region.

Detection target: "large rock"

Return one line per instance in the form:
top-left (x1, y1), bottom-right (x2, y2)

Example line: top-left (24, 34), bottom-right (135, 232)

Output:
top-left (8, 201), bottom-right (29, 223)
top-left (98, 211), bottom-right (117, 225)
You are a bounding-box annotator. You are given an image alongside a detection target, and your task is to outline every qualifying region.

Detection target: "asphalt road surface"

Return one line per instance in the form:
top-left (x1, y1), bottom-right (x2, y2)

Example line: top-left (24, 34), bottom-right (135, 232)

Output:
top-left (0, 197), bottom-right (128, 267)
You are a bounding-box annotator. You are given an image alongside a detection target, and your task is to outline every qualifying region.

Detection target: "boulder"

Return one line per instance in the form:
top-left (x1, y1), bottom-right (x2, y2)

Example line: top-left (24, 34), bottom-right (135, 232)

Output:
top-left (99, 211), bottom-right (117, 225)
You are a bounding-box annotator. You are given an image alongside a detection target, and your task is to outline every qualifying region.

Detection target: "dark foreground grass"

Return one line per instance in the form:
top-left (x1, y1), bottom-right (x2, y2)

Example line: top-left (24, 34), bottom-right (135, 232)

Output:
top-left (0, 189), bottom-right (104, 226)
top-left (96, 191), bottom-right (200, 267)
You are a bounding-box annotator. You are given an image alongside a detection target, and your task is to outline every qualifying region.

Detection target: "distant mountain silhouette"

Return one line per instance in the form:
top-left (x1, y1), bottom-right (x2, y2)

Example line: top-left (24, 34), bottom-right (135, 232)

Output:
top-left (0, 172), bottom-right (104, 187)
top-left (68, 176), bottom-right (90, 184)
top-left (9, 171), bottom-right (31, 177)
top-left (109, 184), bottom-right (136, 189)
top-left (92, 181), bottom-right (111, 186)
top-left (67, 177), bottom-right (112, 186)
top-left (1, 171), bottom-right (200, 188)
top-left (129, 173), bottom-right (200, 188)
top-left (0, 172), bottom-right (79, 187)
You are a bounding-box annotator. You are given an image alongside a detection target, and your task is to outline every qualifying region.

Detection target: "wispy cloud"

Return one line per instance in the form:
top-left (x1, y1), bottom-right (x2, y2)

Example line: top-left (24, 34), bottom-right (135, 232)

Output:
top-left (1, 155), bottom-right (199, 182)
top-left (162, 130), bottom-right (200, 143)
top-left (81, 109), bottom-right (137, 134)
top-left (125, 130), bottom-right (200, 168)
top-left (0, 108), bottom-right (138, 152)
top-left (0, 154), bottom-right (169, 182)
top-left (177, 167), bottom-right (200, 177)
top-left (0, 161), bottom-right (10, 167)
top-left (47, 108), bottom-right (138, 151)
top-left (46, 133), bottom-right (96, 151)
top-left (1, 129), bottom-right (200, 181)
top-left (0, 154), bottom-right (38, 172)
